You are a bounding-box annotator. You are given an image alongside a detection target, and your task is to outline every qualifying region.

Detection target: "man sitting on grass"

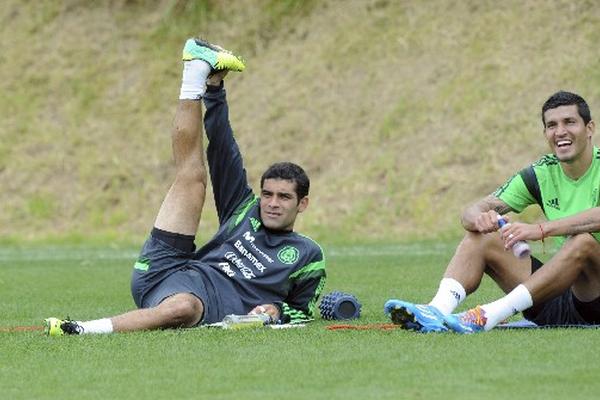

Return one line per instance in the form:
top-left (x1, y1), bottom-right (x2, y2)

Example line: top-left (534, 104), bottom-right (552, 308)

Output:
top-left (386, 91), bottom-right (600, 333)
top-left (45, 38), bottom-right (326, 335)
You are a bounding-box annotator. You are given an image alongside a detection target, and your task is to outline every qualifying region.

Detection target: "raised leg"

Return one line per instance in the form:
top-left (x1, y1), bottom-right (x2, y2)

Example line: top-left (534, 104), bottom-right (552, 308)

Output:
top-left (154, 100), bottom-right (208, 236)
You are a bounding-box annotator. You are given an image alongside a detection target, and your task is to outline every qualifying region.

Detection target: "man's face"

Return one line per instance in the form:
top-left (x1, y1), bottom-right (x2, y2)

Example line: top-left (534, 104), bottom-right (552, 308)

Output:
top-left (260, 178), bottom-right (308, 231)
top-left (543, 104), bottom-right (594, 163)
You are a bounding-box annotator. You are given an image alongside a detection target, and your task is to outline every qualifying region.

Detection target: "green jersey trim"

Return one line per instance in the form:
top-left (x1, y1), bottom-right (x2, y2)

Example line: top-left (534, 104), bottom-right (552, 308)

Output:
top-left (282, 302), bottom-right (310, 322)
top-left (289, 259), bottom-right (326, 280)
top-left (290, 233), bottom-right (325, 279)
top-left (297, 232), bottom-right (325, 254)
top-left (228, 194), bottom-right (259, 231)
top-left (307, 277), bottom-right (327, 318)
top-left (282, 274), bottom-right (326, 322)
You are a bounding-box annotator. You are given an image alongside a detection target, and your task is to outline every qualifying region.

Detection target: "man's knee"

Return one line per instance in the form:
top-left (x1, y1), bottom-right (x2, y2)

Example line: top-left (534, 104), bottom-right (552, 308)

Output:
top-left (159, 293), bottom-right (204, 327)
top-left (460, 230), bottom-right (503, 253)
top-left (176, 165), bottom-right (208, 189)
top-left (563, 233), bottom-right (600, 261)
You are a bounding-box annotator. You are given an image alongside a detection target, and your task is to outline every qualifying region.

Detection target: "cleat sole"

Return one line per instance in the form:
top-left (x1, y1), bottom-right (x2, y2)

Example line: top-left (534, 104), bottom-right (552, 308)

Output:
top-left (390, 307), bottom-right (420, 331)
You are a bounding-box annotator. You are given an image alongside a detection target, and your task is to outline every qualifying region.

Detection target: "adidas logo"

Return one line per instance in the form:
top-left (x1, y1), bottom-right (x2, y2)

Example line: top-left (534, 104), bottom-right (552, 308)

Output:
top-left (545, 197), bottom-right (560, 210)
top-left (250, 217), bottom-right (261, 232)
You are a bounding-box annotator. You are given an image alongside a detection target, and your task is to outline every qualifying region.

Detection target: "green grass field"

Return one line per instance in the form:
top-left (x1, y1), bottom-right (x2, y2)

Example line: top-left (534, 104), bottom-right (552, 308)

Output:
top-left (2, 242), bottom-right (599, 399)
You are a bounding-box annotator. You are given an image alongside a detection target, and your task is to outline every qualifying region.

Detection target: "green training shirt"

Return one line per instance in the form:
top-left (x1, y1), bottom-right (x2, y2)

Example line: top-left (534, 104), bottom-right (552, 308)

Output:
top-left (493, 146), bottom-right (600, 247)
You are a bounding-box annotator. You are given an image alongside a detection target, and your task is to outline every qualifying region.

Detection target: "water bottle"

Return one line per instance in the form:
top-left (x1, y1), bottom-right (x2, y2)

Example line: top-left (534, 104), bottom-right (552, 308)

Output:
top-left (221, 313), bottom-right (272, 330)
top-left (497, 215), bottom-right (531, 258)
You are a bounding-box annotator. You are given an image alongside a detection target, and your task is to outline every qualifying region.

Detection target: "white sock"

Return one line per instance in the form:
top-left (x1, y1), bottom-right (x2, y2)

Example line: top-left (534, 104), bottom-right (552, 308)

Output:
top-left (481, 284), bottom-right (533, 331)
top-left (429, 278), bottom-right (466, 315)
top-left (179, 59), bottom-right (212, 100)
top-left (77, 318), bottom-right (114, 335)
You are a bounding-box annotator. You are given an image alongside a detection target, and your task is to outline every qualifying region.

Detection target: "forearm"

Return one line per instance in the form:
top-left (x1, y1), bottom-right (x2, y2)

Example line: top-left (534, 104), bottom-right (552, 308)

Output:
top-left (461, 195), bottom-right (512, 232)
top-left (541, 207), bottom-right (600, 237)
top-left (203, 82), bottom-right (252, 221)
top-left (282, 275), bottom-right (326, 323)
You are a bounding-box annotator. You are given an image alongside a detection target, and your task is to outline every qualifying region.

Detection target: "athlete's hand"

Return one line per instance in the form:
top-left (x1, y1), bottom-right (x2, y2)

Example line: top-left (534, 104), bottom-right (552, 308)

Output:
top-left (500, 222), bottom-right (543, 249)
top-left (249, 303), bottom-right (280, 322)
top-left (207, 70), bottom-right (228, 86)
top-left (474, 211), bottom-right (505, 233)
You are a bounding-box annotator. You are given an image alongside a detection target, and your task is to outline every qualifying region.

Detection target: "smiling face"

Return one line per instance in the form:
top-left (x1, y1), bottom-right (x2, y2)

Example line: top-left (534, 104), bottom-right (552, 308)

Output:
top-left (259, 178), bottom-right (308, 231)
top-left (543, 104), bottom-right (594, 165)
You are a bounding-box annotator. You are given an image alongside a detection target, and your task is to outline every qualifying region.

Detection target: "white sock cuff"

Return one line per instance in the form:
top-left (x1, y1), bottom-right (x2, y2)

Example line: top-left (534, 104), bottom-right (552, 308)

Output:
top-left (439, 278), bottom-right (466, 302)
top-left (78, 318), bottom-right (114, 335)
top-left (510, 284), bottom-right (534, 312)
top-left (179, 59), bottom-right (211, 100)
top-left (429, 278), bottom-right (467, 315)
top-left (480, 284), bottom-right (534, 331)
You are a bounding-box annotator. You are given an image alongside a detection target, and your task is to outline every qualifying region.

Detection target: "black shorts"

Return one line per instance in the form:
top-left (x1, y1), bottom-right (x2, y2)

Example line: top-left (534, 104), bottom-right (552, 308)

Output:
top-left (130, 228), bottom-right (222, 324)
top-left (522, 257), bottom-right (600, 325)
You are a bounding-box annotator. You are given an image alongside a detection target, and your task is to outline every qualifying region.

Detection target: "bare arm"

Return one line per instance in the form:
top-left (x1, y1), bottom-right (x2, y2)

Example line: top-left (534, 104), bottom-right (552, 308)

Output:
top-left (461, 195), bottom-right (513, 233)
top-left (499, 206), bottom-right (600, 250)
top-left (541, 207), bottom-right (600, 237)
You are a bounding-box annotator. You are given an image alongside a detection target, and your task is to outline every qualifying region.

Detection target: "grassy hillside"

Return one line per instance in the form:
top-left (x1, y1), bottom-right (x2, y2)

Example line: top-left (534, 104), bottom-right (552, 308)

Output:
top-left (2, 0), bottom-right (600, 245)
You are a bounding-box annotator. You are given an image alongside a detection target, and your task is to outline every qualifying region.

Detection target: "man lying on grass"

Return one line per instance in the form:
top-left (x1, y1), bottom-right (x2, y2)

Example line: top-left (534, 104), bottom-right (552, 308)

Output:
top-left (386, 91), bottom-right (600, 333)
top-left (45, 38), bottom-right (325, 335)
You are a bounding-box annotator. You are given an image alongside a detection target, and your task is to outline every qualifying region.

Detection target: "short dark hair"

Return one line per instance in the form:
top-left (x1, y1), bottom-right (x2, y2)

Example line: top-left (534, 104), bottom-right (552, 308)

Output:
top-left (541, 91), bottom-right (591, 127)
top-left (260, 162), bottom-right (310, 200)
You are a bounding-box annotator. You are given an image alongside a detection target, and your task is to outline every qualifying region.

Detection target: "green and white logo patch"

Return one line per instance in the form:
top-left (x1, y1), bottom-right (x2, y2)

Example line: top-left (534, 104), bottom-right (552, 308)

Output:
top-left (277, 245), bottom-right (299, 265)
top-left (134, 258), bottom-right (150, 272)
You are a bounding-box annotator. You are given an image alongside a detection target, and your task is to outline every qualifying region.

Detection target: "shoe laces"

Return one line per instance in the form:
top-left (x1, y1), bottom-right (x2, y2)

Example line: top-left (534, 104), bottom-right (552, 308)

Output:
top-left (196, 37), bottom-right (228, 54)
top-left (460, 306), bottom-right (487, 327)
top-left (60, 317), bottom-right (84, 335)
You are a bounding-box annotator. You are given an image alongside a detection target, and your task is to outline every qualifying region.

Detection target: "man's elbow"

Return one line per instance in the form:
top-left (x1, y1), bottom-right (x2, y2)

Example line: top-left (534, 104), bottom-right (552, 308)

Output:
top-left (460, 210), bottom-right (478, 232)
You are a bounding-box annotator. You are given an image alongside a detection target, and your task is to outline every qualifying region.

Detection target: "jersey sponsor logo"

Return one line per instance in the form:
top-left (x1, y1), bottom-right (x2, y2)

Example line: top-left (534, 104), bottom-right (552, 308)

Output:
top-left (218, 262), bottom-right (236, 277)
top-left (277, 245), bottom-right (299, 265)
top-left (242, 231), bottom-right (274, 263)
top-left (545, 197), bottom-right (560, 210)
top-left (243, 231), bottom-right (255, 243)
top-left (250, 217), bottom-right (261, 232)
top-left (224, 251), bottom-right (256, 279)
top-left (234, 240), bottom-right (266, 273)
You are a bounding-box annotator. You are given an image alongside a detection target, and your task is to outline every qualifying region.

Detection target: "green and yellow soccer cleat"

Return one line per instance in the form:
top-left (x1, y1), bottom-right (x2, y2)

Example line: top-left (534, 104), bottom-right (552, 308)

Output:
top-left (44, 317), bottom-right (83, 336)
top-left (182, 38), bottom-right (245, 72)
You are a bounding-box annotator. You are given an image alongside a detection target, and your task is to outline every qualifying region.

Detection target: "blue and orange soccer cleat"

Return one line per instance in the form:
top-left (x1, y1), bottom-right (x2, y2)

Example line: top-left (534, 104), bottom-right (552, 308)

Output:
top-left (384, 300), bottom-right (448, 333)
top-left (443, 306), bottom-right (487, 334)
top-left (182, 38), bottom-right (245, 72)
